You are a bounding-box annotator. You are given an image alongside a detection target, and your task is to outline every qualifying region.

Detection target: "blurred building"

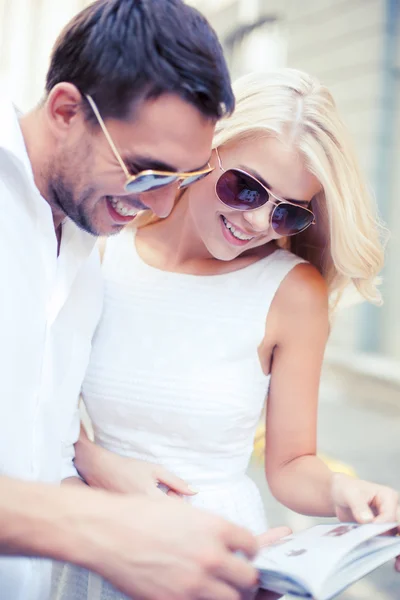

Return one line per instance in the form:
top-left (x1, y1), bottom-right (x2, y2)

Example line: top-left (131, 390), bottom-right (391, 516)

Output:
top-left (1, 0), bottom-right (400, 403)
top-left (0, 0), bottom-right (90, 109)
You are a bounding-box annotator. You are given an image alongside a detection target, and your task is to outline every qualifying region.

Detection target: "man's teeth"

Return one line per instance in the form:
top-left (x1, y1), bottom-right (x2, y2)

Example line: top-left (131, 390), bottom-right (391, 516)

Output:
top-left (110, 198), bottom-right (138, 217)
top-left (222, 216), bottom-right (254, 241)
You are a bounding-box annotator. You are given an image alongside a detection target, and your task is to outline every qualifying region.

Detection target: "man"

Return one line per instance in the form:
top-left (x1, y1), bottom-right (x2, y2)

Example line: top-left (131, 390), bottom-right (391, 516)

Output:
top-left (0, 0), bottom-right (286, 599)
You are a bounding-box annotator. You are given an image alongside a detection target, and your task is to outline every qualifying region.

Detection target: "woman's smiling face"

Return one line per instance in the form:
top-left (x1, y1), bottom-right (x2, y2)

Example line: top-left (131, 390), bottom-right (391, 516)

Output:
top-left (185, 135), bottom-right (321, 261)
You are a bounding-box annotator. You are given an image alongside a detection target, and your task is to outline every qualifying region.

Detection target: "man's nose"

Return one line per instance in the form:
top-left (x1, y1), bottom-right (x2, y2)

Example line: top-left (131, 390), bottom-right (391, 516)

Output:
top-left (142, 183), bottom-right (179, 218)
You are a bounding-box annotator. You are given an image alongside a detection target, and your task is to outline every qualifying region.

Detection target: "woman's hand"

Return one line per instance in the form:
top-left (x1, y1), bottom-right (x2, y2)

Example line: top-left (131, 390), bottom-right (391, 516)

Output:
top-left (333, 474), bottom-right (400, 573)
top-left (332, 473), bottom-right (399, 524)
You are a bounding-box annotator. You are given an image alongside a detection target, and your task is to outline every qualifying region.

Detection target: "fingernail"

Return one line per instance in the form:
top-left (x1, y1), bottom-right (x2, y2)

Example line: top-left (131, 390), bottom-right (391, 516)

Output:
top-left (189, 486), bottom-right (199, 494)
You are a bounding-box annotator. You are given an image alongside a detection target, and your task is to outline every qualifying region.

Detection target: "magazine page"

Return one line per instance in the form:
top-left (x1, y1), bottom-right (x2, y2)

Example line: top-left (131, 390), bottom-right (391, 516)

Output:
top-left (321, 534), bottom-right (400, 600)
top-left (336, 529), bottom-right (400, 571)
top-left (254, 522), bottom-right (398, 598)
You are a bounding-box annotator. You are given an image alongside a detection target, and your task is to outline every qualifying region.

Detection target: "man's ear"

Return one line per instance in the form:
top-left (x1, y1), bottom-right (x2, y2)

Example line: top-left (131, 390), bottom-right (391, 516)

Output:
top-left (44, 83), bottom-right (84, 139)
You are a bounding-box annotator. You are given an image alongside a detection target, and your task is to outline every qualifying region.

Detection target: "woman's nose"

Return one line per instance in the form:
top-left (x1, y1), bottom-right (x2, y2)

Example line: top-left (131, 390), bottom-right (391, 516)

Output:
top-left (242, 202), bottom-right (272, 232)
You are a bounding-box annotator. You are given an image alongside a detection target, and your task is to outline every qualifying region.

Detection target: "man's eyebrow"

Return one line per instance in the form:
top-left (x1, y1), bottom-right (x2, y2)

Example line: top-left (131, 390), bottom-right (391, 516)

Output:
top-left (123, 155), bottom-right (210, 174)
top-left (238, 164), bottom-right (310, 206)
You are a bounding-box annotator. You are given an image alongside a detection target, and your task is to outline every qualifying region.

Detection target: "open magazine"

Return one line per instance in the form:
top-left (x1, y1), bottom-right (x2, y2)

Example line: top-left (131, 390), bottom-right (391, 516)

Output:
top-left (254, 522), bottom-right (400, 599)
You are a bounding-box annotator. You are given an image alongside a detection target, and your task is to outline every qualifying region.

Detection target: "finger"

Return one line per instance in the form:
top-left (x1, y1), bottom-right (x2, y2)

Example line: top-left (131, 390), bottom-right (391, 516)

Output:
top-left (224, 524), bottom-right (258, 560)
top-left (257, 527), bottom-right (292, 548)
top-left (199, 580), bottom-right (241, 600)
top-left (215, 553), bottom-right (258, 590)
top-left (373, 490), bottom-right (399, 523)
top-left (345, 490), bottom-right (374, 523)
top-left (240, 589), bottom-right (283, 600)
top-left (166, 489), bottom-right (183, 499)
top-left (240, 588), bottom-right (257, 600)
top-left (394, 505), bottom-right (400, 537)
top-left (395, 556), bottom-right (400, 573)
top-left (157, 468), bottom-right (198, 496)
top-left (254, 590), bottom-right (282, 600)
top-left (147, 485), bottom-right (171, 499)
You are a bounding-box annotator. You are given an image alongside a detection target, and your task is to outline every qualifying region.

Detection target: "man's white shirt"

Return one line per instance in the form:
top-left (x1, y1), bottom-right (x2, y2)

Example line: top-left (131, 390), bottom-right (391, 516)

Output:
top-left (0, 95), bottom-right (103, 600)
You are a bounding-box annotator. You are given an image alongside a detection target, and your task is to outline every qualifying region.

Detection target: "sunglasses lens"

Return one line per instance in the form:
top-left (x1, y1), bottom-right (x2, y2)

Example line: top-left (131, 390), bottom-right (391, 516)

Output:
top-left (179, 170), bottom-right (212, 189)
top-left (125, 174), bottom-right (179, 193)
top-left (271, 204), bottom-right (314, 236)
top-left (216, 169), bottom-right (268, 210)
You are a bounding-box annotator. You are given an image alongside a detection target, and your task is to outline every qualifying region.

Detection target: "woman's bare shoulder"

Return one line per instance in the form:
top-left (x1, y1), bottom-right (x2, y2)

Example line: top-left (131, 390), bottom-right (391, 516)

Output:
top-left (276, 261), bottom-right (328, 314)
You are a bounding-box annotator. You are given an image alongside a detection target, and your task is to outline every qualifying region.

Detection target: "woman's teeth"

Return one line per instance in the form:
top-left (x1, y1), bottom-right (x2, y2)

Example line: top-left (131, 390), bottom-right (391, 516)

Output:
top-left (110, 198), bottom-right (138, 217)
top-left (222, 216), bottom-right (254, 241)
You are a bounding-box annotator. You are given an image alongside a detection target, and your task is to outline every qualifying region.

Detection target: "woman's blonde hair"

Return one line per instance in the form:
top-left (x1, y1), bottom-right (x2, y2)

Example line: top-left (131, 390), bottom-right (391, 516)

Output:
top-left (138, 68), bottom-right (386, 306)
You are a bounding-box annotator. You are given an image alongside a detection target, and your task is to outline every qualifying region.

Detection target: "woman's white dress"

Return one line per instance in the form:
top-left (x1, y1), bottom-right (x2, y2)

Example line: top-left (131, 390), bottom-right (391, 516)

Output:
top-left (52, 228), bottom-right (305, 599)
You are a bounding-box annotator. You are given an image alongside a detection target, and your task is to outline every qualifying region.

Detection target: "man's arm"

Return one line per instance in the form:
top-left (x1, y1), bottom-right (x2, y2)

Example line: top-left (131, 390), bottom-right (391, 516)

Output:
top-left (0, 476), bottom-right (81, 559)
top-left (0, 475), bottom-right (260, 600)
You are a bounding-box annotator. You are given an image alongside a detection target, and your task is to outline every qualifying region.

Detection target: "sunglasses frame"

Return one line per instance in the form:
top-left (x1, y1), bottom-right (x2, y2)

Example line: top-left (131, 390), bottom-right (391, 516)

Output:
top-left (214, 148), bottom-right (316, 236)
top-left (85, 94), bottom-right (214, 192)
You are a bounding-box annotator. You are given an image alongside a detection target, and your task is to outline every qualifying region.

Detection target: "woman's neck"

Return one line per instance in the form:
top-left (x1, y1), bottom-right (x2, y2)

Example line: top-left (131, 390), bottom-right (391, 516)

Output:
top-left (136, 194), bottom-right (215, 273)
top-left (135, 193), bottom-right (277, 276)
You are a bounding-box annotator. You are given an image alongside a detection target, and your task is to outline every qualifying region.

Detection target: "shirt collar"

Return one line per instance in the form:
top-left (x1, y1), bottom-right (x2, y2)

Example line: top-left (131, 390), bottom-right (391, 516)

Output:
top-left (0, 92), bottom-right (97, 257)
top-left (0, 92), bottom-right (36, 183)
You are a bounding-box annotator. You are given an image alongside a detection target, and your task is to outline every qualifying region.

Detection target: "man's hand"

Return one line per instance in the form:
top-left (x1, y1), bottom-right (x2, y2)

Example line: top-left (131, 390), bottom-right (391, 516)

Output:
top-left (0, 477), bottom-right (259, 599)
top-left (238, 527), bottom-right (293, 599)
top-left (68, 490), bottom-right (258, 600)
top-left (254, 590), bottom-right (282, 600)
top-left (240, 589), bottom-right (282, 600)
top-left (244, 527), bottom-right (292, 600)
top-left (74, 428), bottom-right (196, 498)
top-left (257, 527), bottom-right (292, 549)
top-left (87, 451), bottom-right (195, 498)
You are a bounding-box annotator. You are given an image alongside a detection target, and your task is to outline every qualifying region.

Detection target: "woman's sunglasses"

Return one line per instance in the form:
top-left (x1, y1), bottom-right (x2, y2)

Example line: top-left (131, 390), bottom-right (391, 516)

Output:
top-left (85, 95), bottom-right (213, 193)
top-left (215, 148), bottom-right (316, 237)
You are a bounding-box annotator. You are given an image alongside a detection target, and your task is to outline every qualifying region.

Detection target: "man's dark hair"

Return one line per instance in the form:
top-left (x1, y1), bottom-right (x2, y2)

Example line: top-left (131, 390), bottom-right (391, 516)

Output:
top-left (45, 0), bottom-right (234, 122)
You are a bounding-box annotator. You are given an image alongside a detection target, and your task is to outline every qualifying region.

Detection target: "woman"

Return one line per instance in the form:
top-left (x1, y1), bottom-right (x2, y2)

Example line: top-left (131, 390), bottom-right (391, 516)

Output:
top-left (55, 69), bottom-right (398, 599)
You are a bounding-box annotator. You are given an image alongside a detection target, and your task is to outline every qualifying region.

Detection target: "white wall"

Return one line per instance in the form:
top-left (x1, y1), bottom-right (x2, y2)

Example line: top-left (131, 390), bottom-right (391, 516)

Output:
top-left (0, 0), bottom-right (89, 110)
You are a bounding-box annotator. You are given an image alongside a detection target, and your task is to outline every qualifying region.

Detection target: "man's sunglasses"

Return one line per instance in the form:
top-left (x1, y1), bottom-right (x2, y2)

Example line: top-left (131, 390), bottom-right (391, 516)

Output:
top-left (85, 95), bottom-right (213, 193)
top-left (215, 149), bottom-right (316, 237)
